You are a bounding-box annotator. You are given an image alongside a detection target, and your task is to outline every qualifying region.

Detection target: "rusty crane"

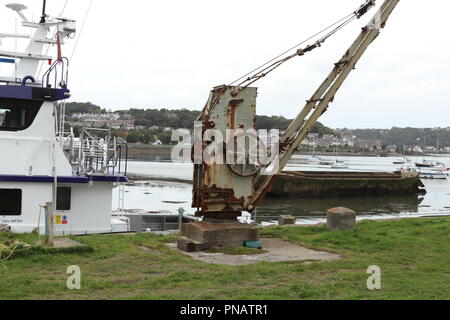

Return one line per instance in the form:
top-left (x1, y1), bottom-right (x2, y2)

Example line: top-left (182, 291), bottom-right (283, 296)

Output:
top-left (179, 0), bottom-right (401, 251)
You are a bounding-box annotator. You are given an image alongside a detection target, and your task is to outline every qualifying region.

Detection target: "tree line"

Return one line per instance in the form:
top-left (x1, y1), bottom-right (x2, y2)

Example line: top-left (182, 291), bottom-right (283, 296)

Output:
top-left (65, 102), bottom-right (337, 145)
top-left (346, 127), bottom-right (450, 148)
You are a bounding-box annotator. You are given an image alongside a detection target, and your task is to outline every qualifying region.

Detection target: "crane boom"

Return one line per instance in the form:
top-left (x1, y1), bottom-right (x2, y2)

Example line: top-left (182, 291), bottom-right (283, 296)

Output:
top-left (246, 0), bottom-right (400, 209)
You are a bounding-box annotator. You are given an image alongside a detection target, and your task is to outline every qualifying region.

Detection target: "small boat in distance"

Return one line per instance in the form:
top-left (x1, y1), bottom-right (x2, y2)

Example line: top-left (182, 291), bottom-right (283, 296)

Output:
top-left (331, 162), bottom-right (350, 169)
top-left (415, 160), bottom-right (448, 170)
top-left (419, 171), bottom-right (448, 180)
top-left (393, 157), bottom-right (412, 165)
top-left (329, 146), bottom-right (349, 169)
top-left (415, 160), bottom-right (436, 168)
top-left (320, 160), bottom-right (335, 166)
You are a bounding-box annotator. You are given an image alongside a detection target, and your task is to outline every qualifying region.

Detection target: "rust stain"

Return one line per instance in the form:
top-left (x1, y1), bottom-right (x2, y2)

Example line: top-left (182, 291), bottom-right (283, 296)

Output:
top-left (228, 99), bottom-right (243, 130)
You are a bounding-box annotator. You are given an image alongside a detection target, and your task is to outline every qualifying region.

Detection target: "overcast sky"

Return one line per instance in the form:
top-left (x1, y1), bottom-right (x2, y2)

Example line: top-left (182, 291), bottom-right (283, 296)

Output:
top-left (1, 0), bottom-right (449, 129)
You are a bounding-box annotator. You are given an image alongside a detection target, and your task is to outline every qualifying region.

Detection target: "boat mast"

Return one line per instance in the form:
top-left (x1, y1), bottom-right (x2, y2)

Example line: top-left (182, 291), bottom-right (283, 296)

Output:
top-left (40, 0), bottom-right (47, 24)
top-left (0, 3), bottom-right (76, 82)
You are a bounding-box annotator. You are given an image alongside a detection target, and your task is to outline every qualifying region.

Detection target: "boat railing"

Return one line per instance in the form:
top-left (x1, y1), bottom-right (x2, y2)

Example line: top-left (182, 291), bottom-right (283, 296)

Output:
top-left (42, 57), bottom-right (69, 89)
top-left (63, 128), bottom-right (128, 177)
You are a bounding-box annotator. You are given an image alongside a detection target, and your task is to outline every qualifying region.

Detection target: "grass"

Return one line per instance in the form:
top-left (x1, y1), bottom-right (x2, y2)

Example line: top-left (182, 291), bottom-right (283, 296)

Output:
top-left (0, 217), bottom-right (449, 300)
top-left (0, 232), bottom-right (93, 261)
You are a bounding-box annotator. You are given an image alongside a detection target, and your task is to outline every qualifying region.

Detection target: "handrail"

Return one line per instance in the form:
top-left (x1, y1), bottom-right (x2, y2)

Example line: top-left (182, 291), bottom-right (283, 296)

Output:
top-left (42, 57), bottom-right (69, 89)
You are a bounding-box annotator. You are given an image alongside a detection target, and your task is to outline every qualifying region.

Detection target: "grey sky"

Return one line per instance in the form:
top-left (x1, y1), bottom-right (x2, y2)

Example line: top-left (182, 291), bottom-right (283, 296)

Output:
top-left (1, 0), bottom-right (449, 129)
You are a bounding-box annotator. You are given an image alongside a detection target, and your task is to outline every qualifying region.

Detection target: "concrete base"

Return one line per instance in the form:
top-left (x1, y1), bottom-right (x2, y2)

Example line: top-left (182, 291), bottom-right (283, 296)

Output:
top-left (37, 238), bottom-right (87, 248)
top-left (178, 221), bottom-right (260, 252)
top-left (169, 238), bottom-right (341, 266)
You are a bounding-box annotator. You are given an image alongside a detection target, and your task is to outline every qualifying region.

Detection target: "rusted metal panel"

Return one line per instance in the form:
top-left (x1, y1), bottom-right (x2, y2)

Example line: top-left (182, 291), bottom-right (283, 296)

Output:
top-left (193, 86), bottom-right (257, 216)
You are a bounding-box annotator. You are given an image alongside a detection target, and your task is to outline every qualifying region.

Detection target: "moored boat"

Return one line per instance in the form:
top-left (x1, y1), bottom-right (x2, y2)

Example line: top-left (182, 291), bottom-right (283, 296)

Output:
top-left (0, 3), bottom-right (129, 235)
top-left (419, 171), bottom-right (448, 180)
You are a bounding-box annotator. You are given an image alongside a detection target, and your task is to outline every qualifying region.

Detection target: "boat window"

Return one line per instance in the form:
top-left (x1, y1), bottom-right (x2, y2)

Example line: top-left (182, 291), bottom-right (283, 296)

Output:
top-left (0, 189), bottom-right (22, 216)
top-left (0, 100), bottom-right (42, 131)
top-left (57, 187), bottom-right (71, 211)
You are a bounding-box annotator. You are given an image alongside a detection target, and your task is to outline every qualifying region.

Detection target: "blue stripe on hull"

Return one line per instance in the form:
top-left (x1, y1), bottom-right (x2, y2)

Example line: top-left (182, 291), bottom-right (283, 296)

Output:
top-left (0, 174), bottom-right (128, 184)
top-left (0, 85), bottom-right (70, 102)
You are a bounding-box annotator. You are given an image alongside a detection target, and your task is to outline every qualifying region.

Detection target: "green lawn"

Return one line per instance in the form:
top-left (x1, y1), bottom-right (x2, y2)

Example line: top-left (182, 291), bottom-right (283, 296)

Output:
top-left (1, 217), bottom-right (449, 300)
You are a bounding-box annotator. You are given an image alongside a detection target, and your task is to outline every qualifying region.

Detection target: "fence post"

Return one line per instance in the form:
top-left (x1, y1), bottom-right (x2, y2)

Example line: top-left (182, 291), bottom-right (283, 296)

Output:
top-left (45, 202), bottom-right (54, 246)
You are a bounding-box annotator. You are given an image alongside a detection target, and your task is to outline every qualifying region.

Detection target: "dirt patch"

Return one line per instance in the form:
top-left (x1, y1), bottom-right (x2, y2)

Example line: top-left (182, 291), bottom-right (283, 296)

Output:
top-left (50, 238), bottom-right (86, 248)
top-left (167, 238), bottom-right (341, 266)
top-left (137, 244), bottom-right (162, 255)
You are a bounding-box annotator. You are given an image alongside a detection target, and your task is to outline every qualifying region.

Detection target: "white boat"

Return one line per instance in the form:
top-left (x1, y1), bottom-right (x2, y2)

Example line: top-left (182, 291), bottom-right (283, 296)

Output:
top-left (393, 158), bottom-right (410, 165)
top-left (329, 146), bottom-right (349, 169)
top-left (331, 159), bottom-right (349, 169)
top-left (431, 163), bottom-right (448, 171)
top-left (331, 163), bottom-right (349, 169)
top-left (419, 171), bottom-right (448, 180)
top-left (0, 3), bottom-right (129, 235)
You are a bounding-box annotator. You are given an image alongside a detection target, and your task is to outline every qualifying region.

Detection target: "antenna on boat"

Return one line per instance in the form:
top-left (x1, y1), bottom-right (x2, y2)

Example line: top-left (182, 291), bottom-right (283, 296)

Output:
top-left (5, 3), bottom-right (28, 21)
top-left (40, 0), bottom-right (47, 23)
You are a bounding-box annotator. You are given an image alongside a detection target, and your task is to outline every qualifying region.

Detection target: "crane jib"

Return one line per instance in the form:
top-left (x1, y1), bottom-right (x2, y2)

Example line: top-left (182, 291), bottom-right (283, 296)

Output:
top-left (247, 0), bottom-right (401, 210)
top-left (192, 0), bottom-right (401, 215)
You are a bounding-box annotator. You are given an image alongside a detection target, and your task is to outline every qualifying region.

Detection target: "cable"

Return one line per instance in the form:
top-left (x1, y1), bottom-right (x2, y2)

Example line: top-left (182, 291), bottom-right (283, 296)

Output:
top-left (236, 15), bottom-right (358, 88)
top-left (60, 0), bottom-right (70, 16)
top-left (70, 0), bottom-right (94, 63)
top-left (229, 0), bottom-right (374, 87)
top-left (229, 12), bottom-right (355, 86)
top-left (0, 242), bottom-right (19, 263)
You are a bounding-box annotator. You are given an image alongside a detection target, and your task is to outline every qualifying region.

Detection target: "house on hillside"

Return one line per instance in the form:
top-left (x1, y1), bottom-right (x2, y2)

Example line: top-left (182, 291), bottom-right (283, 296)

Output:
top-left (413, 146), bottom-right (423, 153)
top-left (355, 139), bottom-right (382, 150)
top-left (387, 145), bottom-right (398, 153)
top-left (308, 133), bottom-right (320, 140)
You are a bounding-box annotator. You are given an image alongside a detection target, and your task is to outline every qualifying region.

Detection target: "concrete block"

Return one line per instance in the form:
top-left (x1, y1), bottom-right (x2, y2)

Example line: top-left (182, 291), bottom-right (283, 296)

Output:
top-left (179, 221), bottom-right (260, 251)
top-left (327, 207), bottom-right (356, 231)
top-left (177, 238), bottom-right (206, 253)
top-left (278, 215), bottom-right (296, 226)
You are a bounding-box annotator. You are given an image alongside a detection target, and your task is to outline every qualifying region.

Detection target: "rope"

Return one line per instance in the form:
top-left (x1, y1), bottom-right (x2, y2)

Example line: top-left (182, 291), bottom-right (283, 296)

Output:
top-left (70, 0), bottom-right (94, 63)
top-left (235, 14), bottom-right (358, 89)
top-left (0, 242), bottom-right (20, 263)
top-left (60, 0), bottom-right (70, 16)
top-left (229, 0), bottom-right (374, 88)
top-left (229, 12), bottom-right (355, 86)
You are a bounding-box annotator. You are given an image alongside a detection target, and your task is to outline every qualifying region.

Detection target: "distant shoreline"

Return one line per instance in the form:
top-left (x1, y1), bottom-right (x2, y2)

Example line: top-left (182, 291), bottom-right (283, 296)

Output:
top-left (126, 144), bottom-right (450, 159)
top-left (126, 174), bottom-right (193, 184)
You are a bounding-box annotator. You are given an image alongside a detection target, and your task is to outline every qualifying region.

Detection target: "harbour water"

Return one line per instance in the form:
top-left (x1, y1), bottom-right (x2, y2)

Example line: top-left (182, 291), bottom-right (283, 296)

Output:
top-left (113, 155), bottom-right (450, 225)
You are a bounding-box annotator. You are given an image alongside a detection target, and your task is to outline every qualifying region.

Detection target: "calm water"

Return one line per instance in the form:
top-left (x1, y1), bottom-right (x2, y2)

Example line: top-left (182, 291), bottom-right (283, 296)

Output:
top-left (113, 155), bottom-right (450, 225)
